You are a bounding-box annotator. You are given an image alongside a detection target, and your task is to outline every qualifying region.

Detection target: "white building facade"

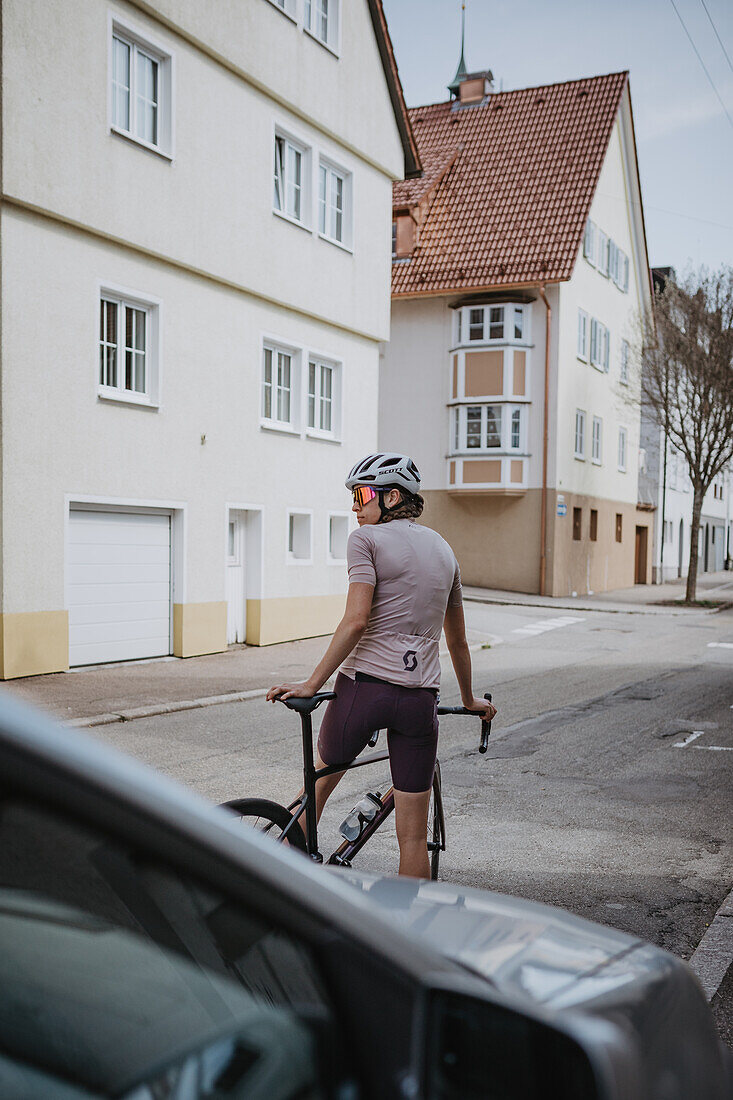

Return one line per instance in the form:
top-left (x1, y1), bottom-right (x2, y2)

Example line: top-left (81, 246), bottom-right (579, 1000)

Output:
top-left (0, 0), bottom-right (418, 677)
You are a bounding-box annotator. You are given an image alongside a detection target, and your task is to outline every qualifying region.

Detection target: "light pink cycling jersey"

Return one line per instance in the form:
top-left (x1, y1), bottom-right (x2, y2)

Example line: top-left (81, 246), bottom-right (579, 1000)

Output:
top-left (341, 518), bottom-right (462, 690)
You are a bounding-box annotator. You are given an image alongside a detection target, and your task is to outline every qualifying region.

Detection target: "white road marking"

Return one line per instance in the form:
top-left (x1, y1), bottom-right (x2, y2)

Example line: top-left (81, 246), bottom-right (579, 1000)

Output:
top-left (674, 731), bottom-right (704, 747)
top-left (693, 745), bottom-right (733, 752)
top-left (512, 616), bottom-right (585, 637)
top-left (708, 642), bottom-right (733, 649)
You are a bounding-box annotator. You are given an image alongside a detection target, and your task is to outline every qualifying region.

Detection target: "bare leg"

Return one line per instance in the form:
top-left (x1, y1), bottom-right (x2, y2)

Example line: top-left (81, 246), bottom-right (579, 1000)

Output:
top-left (393, 788), bottom-right (431, 878)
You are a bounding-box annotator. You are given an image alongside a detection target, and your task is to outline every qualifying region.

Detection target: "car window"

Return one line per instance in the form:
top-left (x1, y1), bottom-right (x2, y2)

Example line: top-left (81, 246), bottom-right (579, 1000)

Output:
top-left (0, 798), bottom-right (330, 1098)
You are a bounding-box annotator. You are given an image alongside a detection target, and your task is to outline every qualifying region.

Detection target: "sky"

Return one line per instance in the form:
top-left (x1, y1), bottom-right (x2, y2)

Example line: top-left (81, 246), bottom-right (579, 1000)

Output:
top-left (381, 0), bottom-right (733, 275)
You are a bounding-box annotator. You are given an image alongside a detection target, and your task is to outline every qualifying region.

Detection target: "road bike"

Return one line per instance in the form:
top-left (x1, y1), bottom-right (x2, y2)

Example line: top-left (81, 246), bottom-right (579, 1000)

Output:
top-left (221, 690), bottom-right (492, 881)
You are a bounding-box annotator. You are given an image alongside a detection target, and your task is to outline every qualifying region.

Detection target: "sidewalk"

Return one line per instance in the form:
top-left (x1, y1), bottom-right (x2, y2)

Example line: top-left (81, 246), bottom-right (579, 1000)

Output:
top-left (3, 572), bottom-right (730, 728)
top-left (463, 570), bottom-right (733, 615)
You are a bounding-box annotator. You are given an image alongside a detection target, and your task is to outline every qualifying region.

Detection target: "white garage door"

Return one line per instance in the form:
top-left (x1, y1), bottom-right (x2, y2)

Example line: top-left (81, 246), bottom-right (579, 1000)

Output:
top-left (68, 510), bottom-right (171, 666)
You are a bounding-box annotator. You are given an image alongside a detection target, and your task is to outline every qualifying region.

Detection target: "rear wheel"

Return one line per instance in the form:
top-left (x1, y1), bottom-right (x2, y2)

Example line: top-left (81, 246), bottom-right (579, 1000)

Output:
top-left (220, 798), bottom-right (308, 853)
top-left (428, 762), bottom-right (445, 881)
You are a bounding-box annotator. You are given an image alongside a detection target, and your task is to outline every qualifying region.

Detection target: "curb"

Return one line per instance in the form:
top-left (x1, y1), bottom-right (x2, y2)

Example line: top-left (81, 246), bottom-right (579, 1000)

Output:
top-left (66, 688), bottom-right (269, 729)
top-left (688, 884), bottom-right (733, 1001)
top-left (462, 594), bottom-right (711, 616)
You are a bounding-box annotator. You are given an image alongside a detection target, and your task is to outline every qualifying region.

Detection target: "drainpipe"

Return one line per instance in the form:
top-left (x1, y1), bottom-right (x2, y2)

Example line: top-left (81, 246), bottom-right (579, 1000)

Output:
top-left (538, 285), bottom-right (551, 596)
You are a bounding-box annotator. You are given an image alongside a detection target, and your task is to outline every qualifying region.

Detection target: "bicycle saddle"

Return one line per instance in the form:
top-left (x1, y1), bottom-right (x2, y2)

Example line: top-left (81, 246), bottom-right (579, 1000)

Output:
top-left (276, 692), bottom-right (336, 714)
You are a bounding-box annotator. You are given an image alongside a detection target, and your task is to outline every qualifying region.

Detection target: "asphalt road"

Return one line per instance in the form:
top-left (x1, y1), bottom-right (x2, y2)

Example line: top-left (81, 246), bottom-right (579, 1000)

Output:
top-left (88, 599), bottom-right (733, 1045)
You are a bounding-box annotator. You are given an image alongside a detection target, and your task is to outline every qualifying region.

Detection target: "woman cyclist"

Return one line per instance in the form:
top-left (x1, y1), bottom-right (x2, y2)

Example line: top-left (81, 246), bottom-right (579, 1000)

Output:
top-left (267, 453), bottom-right (496, 878)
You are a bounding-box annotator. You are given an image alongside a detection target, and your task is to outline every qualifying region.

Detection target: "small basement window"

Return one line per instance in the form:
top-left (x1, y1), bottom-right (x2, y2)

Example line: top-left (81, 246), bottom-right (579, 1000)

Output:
top-left (287, 512), bottom-right (312, 562)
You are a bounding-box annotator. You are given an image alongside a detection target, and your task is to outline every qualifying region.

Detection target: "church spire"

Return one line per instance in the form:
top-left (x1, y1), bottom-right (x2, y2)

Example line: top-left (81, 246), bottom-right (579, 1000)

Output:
top-left (447, 2), bottom-right (468, 98)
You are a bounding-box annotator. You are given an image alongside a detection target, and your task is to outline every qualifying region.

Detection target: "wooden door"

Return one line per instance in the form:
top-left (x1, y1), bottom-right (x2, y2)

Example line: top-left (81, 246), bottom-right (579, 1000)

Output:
top-left (635, 525), bottom-right (648, 585)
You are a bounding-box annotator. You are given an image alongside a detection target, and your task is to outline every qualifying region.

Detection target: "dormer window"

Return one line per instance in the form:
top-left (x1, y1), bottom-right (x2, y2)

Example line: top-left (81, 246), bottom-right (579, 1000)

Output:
top-left (392, 213), bottom-right (415, 259)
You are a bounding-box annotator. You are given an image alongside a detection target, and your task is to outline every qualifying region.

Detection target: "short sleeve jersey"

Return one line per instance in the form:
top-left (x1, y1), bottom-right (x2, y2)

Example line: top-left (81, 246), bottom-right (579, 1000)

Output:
top-left (341, 518), bottom-right (462, 690)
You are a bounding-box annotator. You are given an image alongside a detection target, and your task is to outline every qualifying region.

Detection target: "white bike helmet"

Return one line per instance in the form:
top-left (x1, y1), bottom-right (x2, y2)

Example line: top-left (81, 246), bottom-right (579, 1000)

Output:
top-left (345, 453), bottom-right (421, 495)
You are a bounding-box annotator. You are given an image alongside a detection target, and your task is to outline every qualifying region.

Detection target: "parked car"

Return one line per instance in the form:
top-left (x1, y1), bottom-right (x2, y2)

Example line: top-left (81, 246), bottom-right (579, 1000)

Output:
top-left (0, 692), bottom-right (729, 1099)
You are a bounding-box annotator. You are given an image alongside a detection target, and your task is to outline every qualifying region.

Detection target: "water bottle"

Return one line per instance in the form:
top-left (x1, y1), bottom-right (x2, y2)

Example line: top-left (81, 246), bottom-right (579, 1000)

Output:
top-left (339, 789), bottom-right (384, 842)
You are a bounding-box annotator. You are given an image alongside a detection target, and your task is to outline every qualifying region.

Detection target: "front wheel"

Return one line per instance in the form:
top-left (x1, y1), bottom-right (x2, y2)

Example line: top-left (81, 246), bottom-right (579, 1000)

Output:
top-left (220, 797), bottom-right (308, 853)
top-left (428, 762), bottom-right (446, 881)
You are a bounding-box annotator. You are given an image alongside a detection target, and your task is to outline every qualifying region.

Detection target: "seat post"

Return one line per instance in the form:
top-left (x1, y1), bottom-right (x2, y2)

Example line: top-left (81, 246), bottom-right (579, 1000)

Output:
top-left (300, 711), bottom-right (322, 861)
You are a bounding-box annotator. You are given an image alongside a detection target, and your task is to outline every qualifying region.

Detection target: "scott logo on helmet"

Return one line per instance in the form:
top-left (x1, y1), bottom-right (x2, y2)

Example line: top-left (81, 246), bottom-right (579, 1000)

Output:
top-left (402, 650), bottom-right (418, 672)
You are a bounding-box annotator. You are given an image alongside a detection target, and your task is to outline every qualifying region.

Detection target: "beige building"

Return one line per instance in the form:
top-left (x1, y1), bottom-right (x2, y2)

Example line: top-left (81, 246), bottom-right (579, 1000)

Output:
top-left (0, 0), bottom-right (419, 678)
top-left (381, 66), bottom-right (654, 596)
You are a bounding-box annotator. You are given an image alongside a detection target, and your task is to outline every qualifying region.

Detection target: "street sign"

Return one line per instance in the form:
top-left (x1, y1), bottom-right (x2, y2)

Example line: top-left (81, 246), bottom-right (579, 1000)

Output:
top-left (557, 494), bottom-right (567, 517)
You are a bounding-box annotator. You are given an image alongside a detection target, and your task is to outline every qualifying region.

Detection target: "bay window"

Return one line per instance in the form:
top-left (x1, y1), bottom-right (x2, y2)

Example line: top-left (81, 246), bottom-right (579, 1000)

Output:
top-left (453, 404), bottom-right (525, 452)
top-left (455, 303), bottom-right (527, 346)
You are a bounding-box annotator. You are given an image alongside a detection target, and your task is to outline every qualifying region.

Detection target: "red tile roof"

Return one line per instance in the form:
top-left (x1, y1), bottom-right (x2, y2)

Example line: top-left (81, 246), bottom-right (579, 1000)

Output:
top-left (392, 72), bottom-right (628, 297)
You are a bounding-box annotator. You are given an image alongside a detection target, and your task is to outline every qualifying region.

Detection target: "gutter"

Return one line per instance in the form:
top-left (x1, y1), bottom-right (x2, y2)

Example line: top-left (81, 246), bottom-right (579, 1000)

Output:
top-left (538, 285), bottom-right (551, 596)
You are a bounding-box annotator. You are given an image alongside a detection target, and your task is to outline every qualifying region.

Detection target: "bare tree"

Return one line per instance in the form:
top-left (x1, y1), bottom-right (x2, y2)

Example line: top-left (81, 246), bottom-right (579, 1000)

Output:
top-left (640, 266), bottom-right (733, 601)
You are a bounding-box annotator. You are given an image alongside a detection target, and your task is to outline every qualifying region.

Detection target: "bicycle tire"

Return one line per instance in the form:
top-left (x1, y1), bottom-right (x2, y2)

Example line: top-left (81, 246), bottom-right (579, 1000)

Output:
top-left (429, 762), bottom-right (445, 881)
top-left (220, 797), bottom-right (308, 853)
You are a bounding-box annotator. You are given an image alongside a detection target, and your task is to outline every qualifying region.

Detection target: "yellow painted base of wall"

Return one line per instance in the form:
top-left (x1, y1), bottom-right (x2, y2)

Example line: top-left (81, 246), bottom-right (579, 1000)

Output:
top-left (173, 602), bottom-right (227, 658)
top-left (0, 611), bottom-right (69, 680)
top-left (246, 593), bottom-right (346, 646)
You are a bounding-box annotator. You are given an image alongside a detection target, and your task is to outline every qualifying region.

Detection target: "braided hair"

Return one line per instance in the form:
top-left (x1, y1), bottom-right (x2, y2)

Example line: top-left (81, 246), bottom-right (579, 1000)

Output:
top-left (378, 488), bottom-right (425, 524)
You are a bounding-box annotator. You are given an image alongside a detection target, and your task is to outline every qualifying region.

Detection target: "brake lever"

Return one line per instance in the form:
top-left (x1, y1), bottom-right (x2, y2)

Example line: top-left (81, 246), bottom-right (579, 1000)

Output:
top-left (479, 692), bottom-right (493, 754)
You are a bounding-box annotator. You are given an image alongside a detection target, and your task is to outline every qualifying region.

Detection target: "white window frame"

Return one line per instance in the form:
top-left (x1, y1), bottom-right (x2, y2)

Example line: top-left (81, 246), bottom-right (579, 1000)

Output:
top-left (574, 409), bottom-right (586, 460)
top-left (287, 510), bottom-right (313, 564)
top-left (327, 512), bottom-right (350, 564)
top-left (261, 340), bottom-right (300, 433)
top-left (618, 427), bottom-right (628, 472)
top-left (318, 157), bottom-right (352, 250)
top-left (306, 354), bottom-right (341, 440)
top-left (597, 230), bottom-right (610, 277)
top-left (583, 219), bottom-right (596, 266)
top-left (274, 129), bottom-right (311, 230)
top-left (590, 318), bottom-right (610, 372)
top-left (108, 16), bottom-right (174, 159)
top-left (304, 0), bottom-right (341, 55)
top-left (451, 403), bottom-right (527, 453)
top-left (591, 416), bottom-right (603, 465)
top-left (454, 303), bottom-right (530, 347)
top-left (97, 284), bottom-right (161, 407)
top-left (577, 309), bottom-right (588, 361)
top-left (620, 339), bottom-right (630, 384)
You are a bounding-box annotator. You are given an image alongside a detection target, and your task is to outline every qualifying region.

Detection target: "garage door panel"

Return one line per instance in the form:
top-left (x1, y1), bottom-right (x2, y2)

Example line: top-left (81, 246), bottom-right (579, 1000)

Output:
top-left (68, 544), bottom-right (171, 568)
top-left (69, 599), bottom-right (171, 626)
top-left (70, 636), bottom-right (170, 666)
top-left (68, 562), bottom-right (170, 586)
top-left (68, 510), bottom-right (171, 666)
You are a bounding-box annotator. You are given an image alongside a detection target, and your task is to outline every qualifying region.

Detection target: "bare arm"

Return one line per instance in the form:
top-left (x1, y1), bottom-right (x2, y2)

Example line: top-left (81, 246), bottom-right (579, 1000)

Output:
top-left (443, 602), bottom-right (497, 719)
top-left (266, 582), bottom-right (374, 701)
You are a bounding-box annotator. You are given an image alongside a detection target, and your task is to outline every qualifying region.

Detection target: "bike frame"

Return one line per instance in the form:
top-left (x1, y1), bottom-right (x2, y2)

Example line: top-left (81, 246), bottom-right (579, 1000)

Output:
top-left (278, 696), bottom-right (489, 865)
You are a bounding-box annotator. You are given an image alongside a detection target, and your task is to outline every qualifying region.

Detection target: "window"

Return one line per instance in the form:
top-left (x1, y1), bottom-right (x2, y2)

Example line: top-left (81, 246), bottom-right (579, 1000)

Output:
top-left (0, 798), bottom-right (329, 1096)
top-left (574, 409), bottom-right (586, 459)
top-left (453, 404), bottom-right (514, 451)
top-left (262, 344), bottom-right (295, 428)
top-left (514, 308), bottom-right (524, 340)
top-left (618, 427), bottom-right (627, 471)
top-left (620, 339), bottom-right (629, 383)
top-left (612, 246), bottom-right (629, 292)
top-left (319, 160), bottom-right (351, 246)
top-left (573, 507), bottom-right (582, 541)
top-left (577, 309), bottom-right (588, 360)
top-left (110, 24), bottom-right (172, 156)
top-left (615, 513), bottom-right (623, 542)
top-left (469, 308), bottom-right (484, 341)
top-left (488, 307), bottom-right (504, 340)
top-left (305, 0), bottom-right (340, 52)
top-left (455, 309), bottom-right (462, 344)
top-left (391, 221), bottom-right (397, 258)
top-left (288, 511), bottom-right (312, 561)
top-left (328, 514), bottom-right (348, 562)
top-left (583, 219), bottom-right (596, 265)
top-left (590, 318), bottom-right (610, 371)
top-left (597, 230), bottom-right (609, 277)
top-left (510, 408), bottom-right (522, 450)
top-left (308, 358), bottom-right (335, 434)
top-left (590, 509), bottom-right (598, 541)
top-left (98, 292), bottom-right (158, 404)
top-left (591, 416), bottom-right (602, 464)
top-left (274, 134), bottom-right (307, 224)
top-left (267, 0), bottom-right (297, 15)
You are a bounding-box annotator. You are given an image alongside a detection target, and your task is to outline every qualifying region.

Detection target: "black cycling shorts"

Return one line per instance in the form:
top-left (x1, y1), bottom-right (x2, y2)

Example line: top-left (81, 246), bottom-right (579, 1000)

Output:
top-left (317, 672), bottom-right (438, 794)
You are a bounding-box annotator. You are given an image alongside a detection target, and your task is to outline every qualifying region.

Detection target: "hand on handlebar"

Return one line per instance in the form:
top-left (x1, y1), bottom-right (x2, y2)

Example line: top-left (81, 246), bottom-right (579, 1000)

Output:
top-left (461, 696), bottom-right (497, 722)
top-left (266, 681), bottom-right (316, 702)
